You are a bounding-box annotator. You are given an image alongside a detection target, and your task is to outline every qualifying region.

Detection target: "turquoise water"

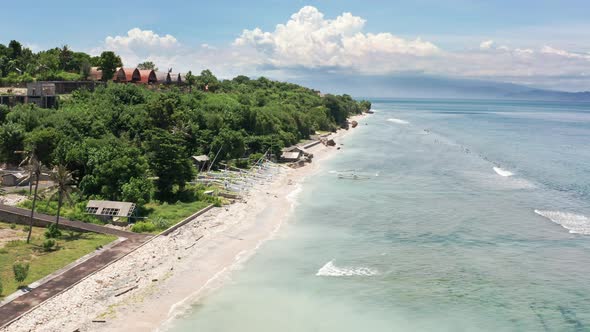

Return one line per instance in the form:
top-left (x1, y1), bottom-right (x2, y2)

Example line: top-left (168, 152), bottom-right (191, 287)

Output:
top-left (168, 99), bottom-right (590, 331)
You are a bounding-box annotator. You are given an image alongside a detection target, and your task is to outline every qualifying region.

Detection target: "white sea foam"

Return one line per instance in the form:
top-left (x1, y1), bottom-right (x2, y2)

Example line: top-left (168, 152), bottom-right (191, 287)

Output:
top-left (316, 260), bottom-right (378, 277)
top-left (286, 183), bottom-right (303, 210)
top-left (534, 210), bottom-right (590, 235)
top-left (387, 118), bottom-right (409, 125)
top-left (493, 167), bottom-right (514, 177)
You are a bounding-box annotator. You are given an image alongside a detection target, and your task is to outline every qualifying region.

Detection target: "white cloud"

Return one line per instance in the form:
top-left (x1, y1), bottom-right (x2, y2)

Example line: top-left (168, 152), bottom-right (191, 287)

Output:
top-left (105, 28), bottom-right (178, 50)
top-left (540, 45), bottom-right (590, 60)
top-left (480, 40), bottom-right (495, 50)
top-left (233, 6), bottom-right (439, 70)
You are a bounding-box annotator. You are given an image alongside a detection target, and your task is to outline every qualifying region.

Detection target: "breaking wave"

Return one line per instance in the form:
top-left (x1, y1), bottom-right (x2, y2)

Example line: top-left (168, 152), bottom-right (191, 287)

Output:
top-left (316, 260), bottom-right (378, 277)
top-left (534, 210), bottom-right (590, 235)
top-left (387, 118), bottom-right (409, 125)
top-left (493, 167), bottom-right (514, 177)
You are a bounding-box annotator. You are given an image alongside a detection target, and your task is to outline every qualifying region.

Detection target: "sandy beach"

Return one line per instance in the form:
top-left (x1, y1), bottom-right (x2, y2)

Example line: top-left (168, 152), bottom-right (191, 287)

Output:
top-left (1, 113), bottom-right (368, 332)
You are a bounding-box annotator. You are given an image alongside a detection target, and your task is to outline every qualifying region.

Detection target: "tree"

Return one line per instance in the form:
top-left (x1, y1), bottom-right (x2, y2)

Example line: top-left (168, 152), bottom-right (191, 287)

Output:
top-left (79, 60), bottom-right (91, 79)
top-left (42, 165), bottom-right (75, 227)
top-left (8, 40), bottom-right (22, 59)
top-left (144, 129), bottom-right (194, 201)
top-left (58, 45), bottom-right (72, 71)
top-left (13, 262), bottom-right (29, 286)
top-left (137, 61), bottom-right (157, 71)
top-left (121, 177), bottom-right (153, 206)
top-left (18, 151), bottom-right (42, 244)
top-left (0, 122), bottom-right (25, 165)
top-left (185, 71), bottom-right (196, 93)
top-left (98, 51), bottom-right (122, 81)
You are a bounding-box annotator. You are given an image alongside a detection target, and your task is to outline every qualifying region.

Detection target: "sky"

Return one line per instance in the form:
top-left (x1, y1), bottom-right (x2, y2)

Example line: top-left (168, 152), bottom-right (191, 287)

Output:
top-left (2, 0), bottom-right (590, 92)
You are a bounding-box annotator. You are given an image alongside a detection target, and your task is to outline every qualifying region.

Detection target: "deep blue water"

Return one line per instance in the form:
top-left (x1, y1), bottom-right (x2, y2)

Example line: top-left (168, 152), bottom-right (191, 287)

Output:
top-left (168, 99), bottom-right (590, 332)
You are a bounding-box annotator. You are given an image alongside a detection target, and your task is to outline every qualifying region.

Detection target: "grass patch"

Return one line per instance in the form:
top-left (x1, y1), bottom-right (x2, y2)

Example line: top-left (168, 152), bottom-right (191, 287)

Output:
top-left (139, 200), bottom-right (211, 233)
top-left (0, 222), bottom-right (116, 298)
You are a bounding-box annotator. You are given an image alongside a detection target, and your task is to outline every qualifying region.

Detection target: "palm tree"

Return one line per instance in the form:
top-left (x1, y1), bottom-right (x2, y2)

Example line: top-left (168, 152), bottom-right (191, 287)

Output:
top-left (41, 165), bottom-right (74, 227)
top-left (16, 150), bottom-right (41, 244)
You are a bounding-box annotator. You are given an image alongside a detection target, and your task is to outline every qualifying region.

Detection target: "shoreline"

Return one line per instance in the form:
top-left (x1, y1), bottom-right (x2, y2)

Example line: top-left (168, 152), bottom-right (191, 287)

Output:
top-left (1, 113), bottom-right (369, 332)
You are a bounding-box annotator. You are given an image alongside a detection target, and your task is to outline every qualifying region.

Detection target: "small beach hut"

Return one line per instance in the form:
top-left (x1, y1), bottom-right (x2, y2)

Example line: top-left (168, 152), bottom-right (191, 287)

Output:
top-left (192, 155), bottom-right (210, 171)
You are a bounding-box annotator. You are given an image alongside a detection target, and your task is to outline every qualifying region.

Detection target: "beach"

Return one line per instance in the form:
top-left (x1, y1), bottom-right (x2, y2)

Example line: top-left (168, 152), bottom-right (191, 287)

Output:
top-left (1, 113), bottom-right (368, 332)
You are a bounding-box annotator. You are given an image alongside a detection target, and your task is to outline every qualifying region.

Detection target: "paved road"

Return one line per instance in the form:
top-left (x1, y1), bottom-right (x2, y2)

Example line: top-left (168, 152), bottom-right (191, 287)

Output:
top-left (0, 205), bottom-right (152, 329)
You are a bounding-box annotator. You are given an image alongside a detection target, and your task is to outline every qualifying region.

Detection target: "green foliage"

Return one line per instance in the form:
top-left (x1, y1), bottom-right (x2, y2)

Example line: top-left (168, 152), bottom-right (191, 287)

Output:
top-left (13, 262), bottom-right (29, 284)
top-left (144, 129), bottom-right (194, 201)
top-left (131, 221), bottom-right (156, 233)
top-left (121, 177), bottom-right (154, 206)
top-left (9, 223), bottom-right (16, 229)
top-left (0, 121), bottom-right (25, 164)
top-left (44, 223), bottom-right (62, 239)
top-left (42, 238), bottom-right (56, 251)
top-left (0, 277), bottom-right (3, 296)
top-left (97, 51), bottom-right (123, 81)
top-left (137, 61), bottom-right (157, 71)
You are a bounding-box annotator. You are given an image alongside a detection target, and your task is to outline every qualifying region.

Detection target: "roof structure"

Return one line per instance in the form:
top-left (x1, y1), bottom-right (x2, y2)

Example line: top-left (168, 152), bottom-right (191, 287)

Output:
top-left (281, 151), bottom-right (301, 161)
top-left (137, 70), bottom-right (157, 84)
top-left (85, 200), bottom-right (136, 218)
top-left (114, 68), bottom-right (140, 82)
top-left (192, 155), bottom-right (210, 162)
top-left (168, 73), bottom-right (180, 84)
top-left (154, 71), bottom-right (170, 84)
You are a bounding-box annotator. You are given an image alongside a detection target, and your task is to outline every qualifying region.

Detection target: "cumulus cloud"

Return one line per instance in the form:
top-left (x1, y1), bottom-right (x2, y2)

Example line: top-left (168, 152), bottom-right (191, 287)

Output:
top-left (105, 28), bottom-right (178, 50)
top-left (233, 6), bottom-right (439, 71)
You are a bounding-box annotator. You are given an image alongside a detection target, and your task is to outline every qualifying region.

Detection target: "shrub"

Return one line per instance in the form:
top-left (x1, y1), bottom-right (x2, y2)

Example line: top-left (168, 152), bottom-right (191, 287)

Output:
top-left (45, 224), bottom-right (62, 239)
top-left (0, 278), bottom-right (3, 295)
top-left (152, 217), bottom-right (170, 230)
top-left (42, 239), bottom-right (56, 251)
top-left (9, 223), bottom-right (16, 229)
top-left (22, 226), bottom-right (30, 233)
top-left (13, 263), bottom-right (30, 285)
top-left (131, 221), bottom-right (156, 233)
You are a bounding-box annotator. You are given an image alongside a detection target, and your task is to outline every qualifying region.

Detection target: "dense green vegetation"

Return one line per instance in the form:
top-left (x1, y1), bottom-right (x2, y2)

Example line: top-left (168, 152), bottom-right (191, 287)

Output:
top-left (0, 70), bottom-right (370, 206)
top-left (0, 222), bottom-right (115, 297)
top-left (0, 40), bottom-right (121, 84)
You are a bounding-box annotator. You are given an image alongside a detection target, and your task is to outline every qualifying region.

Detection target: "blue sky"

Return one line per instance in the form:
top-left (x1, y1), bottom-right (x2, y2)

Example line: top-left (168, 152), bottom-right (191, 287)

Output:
top-left (2, 1), bottom-right (590, 91)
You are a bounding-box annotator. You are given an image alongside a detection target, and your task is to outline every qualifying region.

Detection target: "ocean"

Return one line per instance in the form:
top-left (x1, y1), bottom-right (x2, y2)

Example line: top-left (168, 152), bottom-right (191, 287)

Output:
top-left (166, 99), bottom-right (590, 331)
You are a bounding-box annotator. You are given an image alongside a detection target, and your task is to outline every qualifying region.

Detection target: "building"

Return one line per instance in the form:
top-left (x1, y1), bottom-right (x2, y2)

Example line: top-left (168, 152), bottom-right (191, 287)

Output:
top-left (280, 146), bottom-right (313, 163)
top-left (168, 73), bottom-right (183, 84)
top-left (85, 200), bottom-right (137, 222)
top-left (280, 151), bottom-right (301, 162)
top-left (26, 82), bottom-right (57, 108)
top-left (154, 71), bottom-right (171, 84)
top-left (137, 70), bottom-right (157, 84)
top-left (1, 173), bottom-right (28, 186)
top-left (114, 68), bottom-right (140, 83)
top-left (191, 155), bottom-right (210, 171)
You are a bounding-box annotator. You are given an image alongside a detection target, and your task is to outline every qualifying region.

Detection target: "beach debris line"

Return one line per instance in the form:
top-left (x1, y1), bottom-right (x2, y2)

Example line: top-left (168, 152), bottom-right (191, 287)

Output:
top-left (185, 235), bottom-right (204, 250)
top-left (114, 285), bottom-right (138, 297)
